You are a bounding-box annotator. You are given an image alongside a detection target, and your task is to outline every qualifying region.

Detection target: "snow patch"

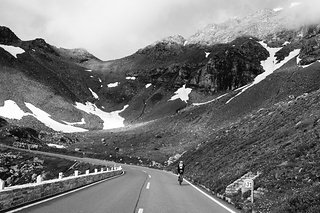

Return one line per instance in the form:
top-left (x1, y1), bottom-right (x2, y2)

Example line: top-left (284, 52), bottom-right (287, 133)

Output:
top-left (85, 69), bottom-right (92, 72)
top-left (74, 102), bottom-right (128, 129)
top-left (47, 143), bottom-right (66, 149)
top-left (63, 118), bottom-right (86, 125)
top-left (169, 85), bottom-right (192, 103)
top-left (192, 93), bottom-right (228, 106)
top-left (205, 52), bottom-right (210, 58)
top-left (282, 41), bottom-right (290, 46)
top-left (297, 55), bottom-right (316, 68)
top-left (25, 102), bottom-right (88, 133)
top-left (0, 100), bottom-right (88, 133)
top-left (183, 41), bottom-right (188, 46)
top-left (90, 76), bottom-right (94, 78)
top-left (0, 44), bottom-right (25, 58)
top-left (126, 76), bottom-right (136, 80)
top-left (145, 83), bottom-right (152, 88)
top-left (98, 78), bottom-right (102, 83)
top-left (273, 7), bottom-right (283, 12)
top-left (0, 100), bottom-right (28, 119)
top-left (89, 88), bottom-right (99, 99)
top-left (226, 42), bottom-right (300, 104)
top-left (107, 82), bottom-right (119, 88)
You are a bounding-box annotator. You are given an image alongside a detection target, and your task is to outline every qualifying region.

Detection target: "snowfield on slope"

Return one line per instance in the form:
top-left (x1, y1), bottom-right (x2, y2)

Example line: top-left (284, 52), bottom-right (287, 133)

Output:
top-left (0, 100), bottom-right (88, 133)
top-left (193, 93), bottom-right (228, 106)
top-left (169, 84), bottom-right (192, 103)
top-left (0, 100), bottom-right (27, 119)
top-left (0, 44), bottom-right (25, 58)
top-left (226, 41), bottom-right (300, 104)
top-left (25, 103), bottom-right (88, 133)
top-left (75, 102), bottom-right (128, 129)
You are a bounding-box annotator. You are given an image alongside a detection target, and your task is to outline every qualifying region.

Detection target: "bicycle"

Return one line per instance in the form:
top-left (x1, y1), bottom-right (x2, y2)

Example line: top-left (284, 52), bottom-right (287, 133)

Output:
top-left (178, 174), bottom-right (183, 185)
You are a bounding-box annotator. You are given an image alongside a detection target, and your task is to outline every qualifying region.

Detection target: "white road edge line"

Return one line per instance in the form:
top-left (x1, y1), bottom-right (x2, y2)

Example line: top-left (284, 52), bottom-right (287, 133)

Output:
top-left (138, 208), bottom-right (144, 213)
top-left (146, 182), bottom-right (150, 189)
top-left (183, 178), bottom-right (237, 213)
top-left (165, 171), bottom-right (237, 213)
top-left (7, 171), bottom-right (125, 213)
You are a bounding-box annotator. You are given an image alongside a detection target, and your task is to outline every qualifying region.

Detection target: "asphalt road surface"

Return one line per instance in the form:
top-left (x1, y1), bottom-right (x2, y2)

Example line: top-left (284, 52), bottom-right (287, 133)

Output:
top-left (2, 146), bottom-right (238, 213)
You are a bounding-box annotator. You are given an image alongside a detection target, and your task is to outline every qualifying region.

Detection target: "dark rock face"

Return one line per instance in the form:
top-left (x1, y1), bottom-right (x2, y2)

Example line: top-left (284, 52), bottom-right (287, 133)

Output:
top-left (190, 38), bottom-right (268, 92)
top-left (0, 118), bottom-right (8, 127)
top-left (141, 37), bottom-right (269, 93)
top-left (264, 24), bottom-right (320, 66)
top-left (298, 25), bottom-right (320, 65)
top-left (0, 26), bottom-right (20, 44)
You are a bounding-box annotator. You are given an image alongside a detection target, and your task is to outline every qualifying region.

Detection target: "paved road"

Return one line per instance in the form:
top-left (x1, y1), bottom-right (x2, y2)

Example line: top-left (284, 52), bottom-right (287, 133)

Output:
top-left (2, 146), bottom-right (238, 213)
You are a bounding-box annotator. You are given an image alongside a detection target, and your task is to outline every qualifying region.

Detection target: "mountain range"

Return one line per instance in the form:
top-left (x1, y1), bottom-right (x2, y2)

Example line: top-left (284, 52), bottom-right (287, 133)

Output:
top-left (1, 4), bottom-right (320, 212)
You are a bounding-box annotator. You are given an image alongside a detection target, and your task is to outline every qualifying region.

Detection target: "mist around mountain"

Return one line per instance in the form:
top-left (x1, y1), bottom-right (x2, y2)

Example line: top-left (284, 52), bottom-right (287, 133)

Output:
top-left (1, 2), bottom-right (320, 211)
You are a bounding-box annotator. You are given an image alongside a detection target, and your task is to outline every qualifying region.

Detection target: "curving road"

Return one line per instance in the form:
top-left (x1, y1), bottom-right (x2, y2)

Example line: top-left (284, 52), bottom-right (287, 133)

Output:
top-left (2, 146), bottom-right (239, 213)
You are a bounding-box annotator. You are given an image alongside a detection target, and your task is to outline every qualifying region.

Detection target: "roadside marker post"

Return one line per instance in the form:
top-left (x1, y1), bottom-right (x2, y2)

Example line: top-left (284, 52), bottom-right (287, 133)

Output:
top-left (243, 179), bottom-right (254, 203)
top-left (36, 175), bottom-right (42, 184)
top-left (0, 179), bottom-right (4, 190)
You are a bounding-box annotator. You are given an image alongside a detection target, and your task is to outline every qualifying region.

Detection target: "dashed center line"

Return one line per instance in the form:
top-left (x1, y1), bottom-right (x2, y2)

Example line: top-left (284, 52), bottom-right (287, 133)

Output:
top-left (138, 208), bottom-right (144, 213)
top-left (148, 175), bottom-right (151, 178)
top-left (146, 182), bottom-right (150, 189)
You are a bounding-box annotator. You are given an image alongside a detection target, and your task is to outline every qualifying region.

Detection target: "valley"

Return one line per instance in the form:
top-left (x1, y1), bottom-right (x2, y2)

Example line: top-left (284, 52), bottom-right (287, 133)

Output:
top-left (1, 5), bottom-right (320, 212)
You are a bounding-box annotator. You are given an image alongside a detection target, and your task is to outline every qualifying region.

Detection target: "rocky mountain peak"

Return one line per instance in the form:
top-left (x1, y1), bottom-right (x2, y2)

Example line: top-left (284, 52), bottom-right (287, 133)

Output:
top-left (157, 35), bottom-right (186, 46)
top-left (54, 47), bottom-right (101, 63)
top-left (0, 26), bottom-right (21, 44)
top-left (136, 35), bottom-right (186, 56)
top-left (187, 8), bottom-right (288, 46)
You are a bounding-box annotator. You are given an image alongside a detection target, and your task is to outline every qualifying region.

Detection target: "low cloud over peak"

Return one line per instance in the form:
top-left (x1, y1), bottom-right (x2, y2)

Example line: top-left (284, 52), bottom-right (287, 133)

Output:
top-left (1, 0), bottom-right (319, 60)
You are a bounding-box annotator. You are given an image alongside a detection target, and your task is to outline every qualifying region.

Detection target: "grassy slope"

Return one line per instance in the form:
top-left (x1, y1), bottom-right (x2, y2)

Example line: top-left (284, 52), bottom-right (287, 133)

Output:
top-left (168, 63), bottom-right (320, 212)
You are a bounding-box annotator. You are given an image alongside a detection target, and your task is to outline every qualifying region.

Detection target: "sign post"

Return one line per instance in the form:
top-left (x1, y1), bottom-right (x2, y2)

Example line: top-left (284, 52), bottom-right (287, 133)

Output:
top-left (243, 179), bottom-right (254, 203)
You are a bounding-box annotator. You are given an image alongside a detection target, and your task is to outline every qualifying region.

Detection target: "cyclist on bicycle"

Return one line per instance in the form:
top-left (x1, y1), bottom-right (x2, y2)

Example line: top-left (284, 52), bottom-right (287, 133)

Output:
top-left (177, 160), bottom-right (185, 182)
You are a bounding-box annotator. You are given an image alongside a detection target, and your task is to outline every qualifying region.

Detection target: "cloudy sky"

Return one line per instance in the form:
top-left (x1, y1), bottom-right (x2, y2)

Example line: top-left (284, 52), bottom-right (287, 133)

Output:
top-left (0, 0), bottom-right (312, 60)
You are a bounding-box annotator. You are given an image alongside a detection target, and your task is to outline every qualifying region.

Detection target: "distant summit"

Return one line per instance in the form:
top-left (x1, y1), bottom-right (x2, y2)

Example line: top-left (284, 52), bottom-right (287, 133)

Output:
top-left (0, 26), bottom-right (21, 44)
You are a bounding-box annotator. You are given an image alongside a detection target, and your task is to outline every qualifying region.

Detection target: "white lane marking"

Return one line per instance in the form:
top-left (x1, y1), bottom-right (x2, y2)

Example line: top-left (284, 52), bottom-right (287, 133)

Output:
top-left (7, 171), bottom-right (125, 213)
top-left (138, 208), bottom-right (144, 213)
top-left (148, 174), bottom-right (151, 178)
top-left (183, 178), bottom-right (237, 213)
top-left (143, 170), bottom-right (146, 173)
top-left (146, 182), bottom-right (150, 189)
top-left (164, 171), bottom-right (237, 213)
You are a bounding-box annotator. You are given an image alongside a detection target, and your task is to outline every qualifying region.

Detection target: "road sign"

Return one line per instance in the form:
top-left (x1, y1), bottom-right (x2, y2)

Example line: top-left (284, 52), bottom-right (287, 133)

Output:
top-left (243, 179), bottom-right (254, 203)
top-left (244, 179), bottom-right (253, 188)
